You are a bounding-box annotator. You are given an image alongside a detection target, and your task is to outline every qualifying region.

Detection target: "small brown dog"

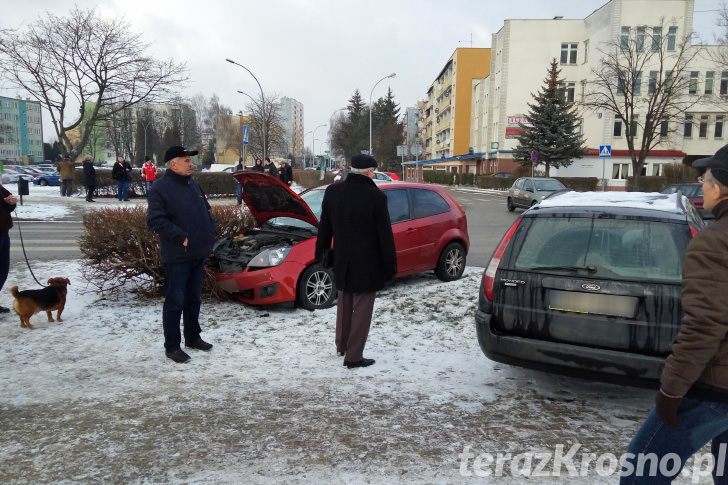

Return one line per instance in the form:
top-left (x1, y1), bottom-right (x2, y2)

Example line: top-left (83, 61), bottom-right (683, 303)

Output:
top-left (10, 277), bottom-right (70, 329)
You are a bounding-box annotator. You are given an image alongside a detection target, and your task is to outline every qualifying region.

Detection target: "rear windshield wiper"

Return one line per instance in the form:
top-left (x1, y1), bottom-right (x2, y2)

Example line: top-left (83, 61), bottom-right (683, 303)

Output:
top-left (529, 265), bottom-right (598, 273)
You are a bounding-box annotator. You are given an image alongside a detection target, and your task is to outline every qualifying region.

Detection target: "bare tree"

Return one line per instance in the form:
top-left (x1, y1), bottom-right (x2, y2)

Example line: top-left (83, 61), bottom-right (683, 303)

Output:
top-left (583, 20), bottom-right (702, 190)
top-left (243, 93), bottom-right (284, 159)
top-left (0, 7), bottom-right (187, 161)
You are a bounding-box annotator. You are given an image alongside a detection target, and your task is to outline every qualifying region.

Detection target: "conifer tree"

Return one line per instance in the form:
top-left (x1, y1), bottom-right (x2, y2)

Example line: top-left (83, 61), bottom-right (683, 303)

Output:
top-left (513, 59), bottom-right (587, 176)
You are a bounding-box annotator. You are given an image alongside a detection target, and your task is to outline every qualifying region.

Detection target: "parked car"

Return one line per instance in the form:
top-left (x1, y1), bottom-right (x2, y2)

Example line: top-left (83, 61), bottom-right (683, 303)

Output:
top-left (506, 177), bottom-right (566, 211)
top-left (211, 172), bottom-right (470, 310)
top-left (380, 171), bottom-right (401, 181)
top-left (475, 191), bottom-right (706, 385)
top-left (490, 172), bottom-right (513, 178)
top-left (660, 182), bottom-right (710, 218)
top-left (32, 172), bottom-right (61, 186)
top-left (1, 169), bottom-right (35, 184)
top-left (372, 171), bottom-right (395, 182)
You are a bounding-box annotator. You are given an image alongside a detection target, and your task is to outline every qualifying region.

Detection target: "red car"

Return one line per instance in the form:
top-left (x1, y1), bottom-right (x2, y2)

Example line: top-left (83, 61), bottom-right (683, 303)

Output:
top-left (211, 172), bottom-right (470, 310)
top-left (381, 171), bottom-right (401, 181)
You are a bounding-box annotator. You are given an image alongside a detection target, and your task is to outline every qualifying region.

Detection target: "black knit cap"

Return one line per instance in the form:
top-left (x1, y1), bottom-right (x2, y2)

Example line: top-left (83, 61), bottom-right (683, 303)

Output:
top-left (351, 154), bottom-right (377, 169)
top-left (694, 144), bottom-right (728, 186)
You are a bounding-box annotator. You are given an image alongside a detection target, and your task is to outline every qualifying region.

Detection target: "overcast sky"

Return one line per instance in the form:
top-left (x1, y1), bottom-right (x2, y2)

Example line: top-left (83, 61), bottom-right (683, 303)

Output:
top-left (1, 0), bottom-right (722, 147)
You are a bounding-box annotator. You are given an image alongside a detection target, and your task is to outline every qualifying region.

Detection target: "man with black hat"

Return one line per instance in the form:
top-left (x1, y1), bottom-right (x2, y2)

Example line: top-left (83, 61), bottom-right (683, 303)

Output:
top-left (621, 143), bottom-right (728, 482)
top-left (147, 146), bottom-right (217, 364)
top-left (315, 154), bottom-right (397, 369)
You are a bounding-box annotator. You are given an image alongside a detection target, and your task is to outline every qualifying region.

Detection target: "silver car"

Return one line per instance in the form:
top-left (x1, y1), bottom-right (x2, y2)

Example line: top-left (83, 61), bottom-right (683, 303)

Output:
top-left (507, 177), bottom-right (566, 211)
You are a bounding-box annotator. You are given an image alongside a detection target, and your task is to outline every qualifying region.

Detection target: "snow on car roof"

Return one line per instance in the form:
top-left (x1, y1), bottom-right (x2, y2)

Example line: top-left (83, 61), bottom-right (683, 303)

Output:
top-left (538, 190), bottom-right (689, 213)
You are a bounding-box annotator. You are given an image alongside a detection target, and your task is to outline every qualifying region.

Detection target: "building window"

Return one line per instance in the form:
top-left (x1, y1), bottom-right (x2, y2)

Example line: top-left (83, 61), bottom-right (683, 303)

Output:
top-left (613, 163), bottom-right (630, 179)
top-left (721, 72), bottom-right (728, 95)
top-left (684, 114), bottom-right (693, 137)
top-left (561, 43), bottom-right (577, 64)
top-left (660, 117), bottom-right (669, 137)
top-left (716, 116), bottom-right (724, 138)
top-left (667, 26), bottom-right (677, 51)
top-left (648, 71), bottom-right (658, 94)
top-left (614, 118), bottom-right (623, 137)
top-left (706, 71), bottom-right (714, 94)
top-left (560, 82), bottom-right (575, 102)
top-left (621, 27), bottom-right (630, 50)
top-left (617, 70), bottom-right (626, 94)
top-left (636, 27), bottom-right (646, 51)
top-left (583, 39), bottom-right (589, 62)
top-left (699, 115), bottom-right (709, 138)
top-left (630, 115), bottom-right (639, 137)
top-left (665, 70), bottom-right (674, 92)
top-left (634, 71), bottom-right (642, 94)
top-left (653, 164), bottom-right (665, 176)
top-left (689, 71), bottom-right (699, 94)
top-left (652, 26), bottom-right (662, 50)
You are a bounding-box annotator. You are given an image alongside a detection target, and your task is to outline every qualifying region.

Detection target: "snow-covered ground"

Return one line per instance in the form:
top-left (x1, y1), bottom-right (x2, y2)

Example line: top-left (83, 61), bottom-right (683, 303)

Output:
top-left (0, 184), bottom-right (714, 484)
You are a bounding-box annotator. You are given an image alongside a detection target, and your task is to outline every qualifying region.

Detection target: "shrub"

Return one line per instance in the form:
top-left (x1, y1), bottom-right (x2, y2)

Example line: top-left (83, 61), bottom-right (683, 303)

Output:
top-left (626, 176), bottom-right (667, 192)
top-left (79, 205), bottom-right (255, 297)
top-left (663, 163), bottom-right (699, 186)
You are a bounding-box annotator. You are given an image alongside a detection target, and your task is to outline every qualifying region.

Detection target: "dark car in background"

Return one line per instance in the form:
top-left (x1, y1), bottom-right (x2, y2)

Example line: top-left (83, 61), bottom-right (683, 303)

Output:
top-left (211, 172), bottom-right (470, 310)
top-left (506, 177), bottom-right (566, 211)
top-left (32, 172), bottom-right (61, 186)
top-left (660, 182), bottom-right (710, 218)
top-left (475, 191), bottom-right (705, 385)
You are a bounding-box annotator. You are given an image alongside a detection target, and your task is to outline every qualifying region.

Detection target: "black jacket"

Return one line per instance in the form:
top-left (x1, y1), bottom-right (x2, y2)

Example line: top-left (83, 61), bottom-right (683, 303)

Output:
top-left (112, 160), bottom-right (132, 181)
top-left (0, 185), bottom-right (15, 236)
top-left (279, 164), bottom-right (293, 184)
top-left (315, 173), bottom-right (397, 292)
top-left (82, 160), bottom-right (97, 186)
top-left (146, 170), bottom-right (217, 264)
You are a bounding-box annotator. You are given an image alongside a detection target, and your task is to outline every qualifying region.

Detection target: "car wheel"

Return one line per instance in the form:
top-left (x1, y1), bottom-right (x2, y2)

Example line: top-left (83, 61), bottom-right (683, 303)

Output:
top-left (435, 242), bottom-right (466, 282)
top-left (39, 180), bottom-right (48, 186)
top-left (297, 263), bottom-right (337, 310)
top-left (507, 197), bottom-right (515, 212)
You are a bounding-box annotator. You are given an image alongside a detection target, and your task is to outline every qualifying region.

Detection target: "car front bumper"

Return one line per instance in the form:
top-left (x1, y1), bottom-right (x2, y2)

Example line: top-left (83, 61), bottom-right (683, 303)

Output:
top-left (215, 261), bottom-right (305, 306)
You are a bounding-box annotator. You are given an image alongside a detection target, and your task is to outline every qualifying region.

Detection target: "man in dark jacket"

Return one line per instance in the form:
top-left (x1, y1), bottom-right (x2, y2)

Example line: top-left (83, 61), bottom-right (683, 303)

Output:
top-left (112, 155), bottom-right (132, 201)
top-left (147, 146), bottom-right (217, 364)
top-left (315, 154), bottom-right (397, 369)
top-left (82, 155), bottom-right (97, 202)
top-left (264, 157), bottom-right (277, 177)
top-left (621, 143), bottom-right (728, 482)
top-left (279, 160), bottom-right (293, 186)
top-left (251, 158), bottom-right (264, 172)
top-left (0, 185), bottom-right (17, 313)
top-left (234, 157), bottom-right (245, 205)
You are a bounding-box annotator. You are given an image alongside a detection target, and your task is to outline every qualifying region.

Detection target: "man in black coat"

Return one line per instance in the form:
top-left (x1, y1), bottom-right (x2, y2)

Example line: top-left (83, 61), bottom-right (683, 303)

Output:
top-left (279, 160), bottom-right (293, 186)
top-left (315, 154), bottom-right (397, 369)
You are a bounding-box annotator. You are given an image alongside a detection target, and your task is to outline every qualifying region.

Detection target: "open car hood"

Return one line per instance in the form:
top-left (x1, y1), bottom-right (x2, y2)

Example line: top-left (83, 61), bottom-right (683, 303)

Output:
top-left (233, 171), bottom-right (319, 227)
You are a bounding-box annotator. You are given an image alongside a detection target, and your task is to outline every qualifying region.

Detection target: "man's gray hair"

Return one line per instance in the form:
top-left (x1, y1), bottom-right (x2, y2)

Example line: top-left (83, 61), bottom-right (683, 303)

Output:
top-left (350, 167), bottom-right (372, 175)
top-left (707, 169), bottom-right (728, 197)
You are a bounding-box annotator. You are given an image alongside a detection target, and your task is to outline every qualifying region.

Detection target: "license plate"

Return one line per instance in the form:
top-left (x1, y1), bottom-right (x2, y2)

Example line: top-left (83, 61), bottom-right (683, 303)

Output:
top-left (548, 290), bottom-right (638, 318)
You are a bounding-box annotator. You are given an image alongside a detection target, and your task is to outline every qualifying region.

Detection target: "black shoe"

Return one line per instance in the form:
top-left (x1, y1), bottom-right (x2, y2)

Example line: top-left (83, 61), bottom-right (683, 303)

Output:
top-left (0, 306), bottom-right (9, 313)
top-left (166, 349), bottom-right (190, 363)
top-left (186, 338), bottom-right (213, 351)
top-left (343, 358), bottom-right (375, 369)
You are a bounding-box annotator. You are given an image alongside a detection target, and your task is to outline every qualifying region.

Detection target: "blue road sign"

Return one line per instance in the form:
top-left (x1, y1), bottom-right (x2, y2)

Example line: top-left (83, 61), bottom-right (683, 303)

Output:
top-left (243, 125), bottom-right (249, 145)
top-left (599, 145), bottom-right (611, 157)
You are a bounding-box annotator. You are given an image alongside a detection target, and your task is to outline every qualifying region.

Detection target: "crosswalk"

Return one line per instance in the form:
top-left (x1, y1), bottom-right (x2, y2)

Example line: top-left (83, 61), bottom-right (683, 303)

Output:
top-left (8, 221), bottom-right (83, 259)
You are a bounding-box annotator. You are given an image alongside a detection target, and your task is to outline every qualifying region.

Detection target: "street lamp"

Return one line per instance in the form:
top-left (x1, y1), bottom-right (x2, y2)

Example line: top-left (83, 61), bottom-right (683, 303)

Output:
top-left (226, 58), bottom-right (266, 159)
top-left (369, 72), bottom-right (396, 156)
top-left (312, 124), bottom-right (326, 168)
top-left (303, 130), bottom-right (312, 166)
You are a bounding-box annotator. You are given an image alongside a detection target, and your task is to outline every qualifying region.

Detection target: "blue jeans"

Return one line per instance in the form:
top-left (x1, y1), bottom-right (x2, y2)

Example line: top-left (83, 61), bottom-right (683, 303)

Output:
top-left (620, 397), bottom-right (728, 484)
top-left (236, 182), bottom-right (243, 205)
top-left (0, 234), bottom-right (9, 293)
top-left (145, 180), bottom-right (153, 196)
top-left (116, 179), bottom-right (129, 200)
top-left (162, 259), bottom-right (206, 351)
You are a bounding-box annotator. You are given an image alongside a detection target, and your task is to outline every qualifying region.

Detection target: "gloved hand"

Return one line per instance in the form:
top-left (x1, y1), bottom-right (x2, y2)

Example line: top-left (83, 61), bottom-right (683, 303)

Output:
top-left (655, 388), bottom-right (683, 429)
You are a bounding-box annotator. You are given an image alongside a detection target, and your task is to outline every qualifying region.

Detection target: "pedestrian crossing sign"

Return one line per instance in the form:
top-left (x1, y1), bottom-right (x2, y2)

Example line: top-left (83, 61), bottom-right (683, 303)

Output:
top-left (599, 145), bottom-right (611, 158)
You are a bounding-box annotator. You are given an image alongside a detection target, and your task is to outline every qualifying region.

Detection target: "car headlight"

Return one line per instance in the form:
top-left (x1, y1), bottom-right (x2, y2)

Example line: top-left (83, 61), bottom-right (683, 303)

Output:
top-left (248, 247), bottom-right (291, 268)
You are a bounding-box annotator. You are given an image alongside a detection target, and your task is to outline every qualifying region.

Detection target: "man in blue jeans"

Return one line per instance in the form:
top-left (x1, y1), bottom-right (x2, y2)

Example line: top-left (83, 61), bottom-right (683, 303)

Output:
top-left (147, 146), bottom-right (217, 363)
top-left (112, 155), bottom-right (132, 201)
top-left (621, 144), bottom-right (728, 483)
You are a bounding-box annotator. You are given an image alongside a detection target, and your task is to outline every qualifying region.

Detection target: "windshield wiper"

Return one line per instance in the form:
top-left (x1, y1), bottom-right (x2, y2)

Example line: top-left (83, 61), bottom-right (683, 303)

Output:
top-left (530, 265), bottom-right (598, 273)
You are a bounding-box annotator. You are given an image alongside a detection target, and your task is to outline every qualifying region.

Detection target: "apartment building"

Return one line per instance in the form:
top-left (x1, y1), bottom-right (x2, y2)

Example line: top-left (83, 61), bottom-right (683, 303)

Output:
top-left (0, 95), bottom-right (44, 164)
top-left (278, 96), bottom-right (304, 158)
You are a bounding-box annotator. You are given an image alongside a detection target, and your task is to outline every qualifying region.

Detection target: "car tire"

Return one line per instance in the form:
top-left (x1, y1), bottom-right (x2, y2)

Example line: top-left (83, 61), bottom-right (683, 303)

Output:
top-left (435, 242), bottom-right (466, 282)
top-left (39, 180), bottom-right (48, 186)
top-left (297, 263), bottom-right (337, 311)
top-left (507, 197), bottom-right (515, 212)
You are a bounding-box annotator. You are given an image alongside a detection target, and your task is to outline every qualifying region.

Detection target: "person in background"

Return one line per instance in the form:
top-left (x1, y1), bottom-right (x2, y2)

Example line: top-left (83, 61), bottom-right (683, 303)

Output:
top-left (279, 160), bottom-right (293, 187)
top-left (141, 156), bottom-right (157, 195)
top-left (57, 155), bottom-right (75, 197)
top-left (315, 154), bottom-right (397, 369)
top-left (234, 157), bottom-right (245, 205)
top-left (0, 185), bottom-right (17, 313)
top-left (112, 155), bottom-right (132, 201)
top-left (147, 145), bottom-right (216, 364)
top-left (264, 157), bottom-right (277, 177)
top-left (620, 143), bottom-right (728, 483)
top-left (82, 155), bottom-right (97, 202)
top-left (251, 158), bottom-right (265, 172)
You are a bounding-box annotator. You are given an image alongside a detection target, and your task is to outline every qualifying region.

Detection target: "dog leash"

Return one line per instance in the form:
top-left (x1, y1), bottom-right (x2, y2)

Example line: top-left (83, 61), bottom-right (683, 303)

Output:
top-left (11, 211), bottom-right (45, 288)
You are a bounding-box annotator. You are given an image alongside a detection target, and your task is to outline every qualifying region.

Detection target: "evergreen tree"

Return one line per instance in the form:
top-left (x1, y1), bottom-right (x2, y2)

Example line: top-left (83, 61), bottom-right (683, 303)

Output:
top-left (332, 90), bottom-right (369, 161)
top-left (372, 88), bottom-right (403, 171)
top-left (513, 59), bottom-right (587, 176)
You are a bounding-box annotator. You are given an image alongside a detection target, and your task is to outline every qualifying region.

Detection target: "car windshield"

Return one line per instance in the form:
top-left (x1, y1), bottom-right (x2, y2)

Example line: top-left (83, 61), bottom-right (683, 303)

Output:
top-left (513, 216), bottom-right (691, 283)
top-left (267, 189), bottom-right (324, 229)
top-left (661, 185), bottom-right (701, 198)
top-left (534, 179), bottom-right (565, 191)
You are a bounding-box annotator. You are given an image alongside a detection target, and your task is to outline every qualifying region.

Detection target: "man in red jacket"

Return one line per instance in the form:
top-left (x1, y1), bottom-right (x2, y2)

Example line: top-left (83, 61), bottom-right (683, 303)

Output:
top-left (314, 154), bottom-right (397, 369)
top-left (141, 156), bottom-right (157, 195)
top-left (621, 144), bottom-right (728, 482)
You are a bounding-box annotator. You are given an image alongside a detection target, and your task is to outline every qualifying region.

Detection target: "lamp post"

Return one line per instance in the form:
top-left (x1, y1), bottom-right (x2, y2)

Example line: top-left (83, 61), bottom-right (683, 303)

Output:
top-left (303, 130), bottom-right (312, 167)
top-left (226, 58), bottom-right (266, 159)
top-left (312, 123), bottom-right (326, 168)
top-left (237, 90), bottom-right (257, 161)
top-left (369, 72), bottom-right (396, 156)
